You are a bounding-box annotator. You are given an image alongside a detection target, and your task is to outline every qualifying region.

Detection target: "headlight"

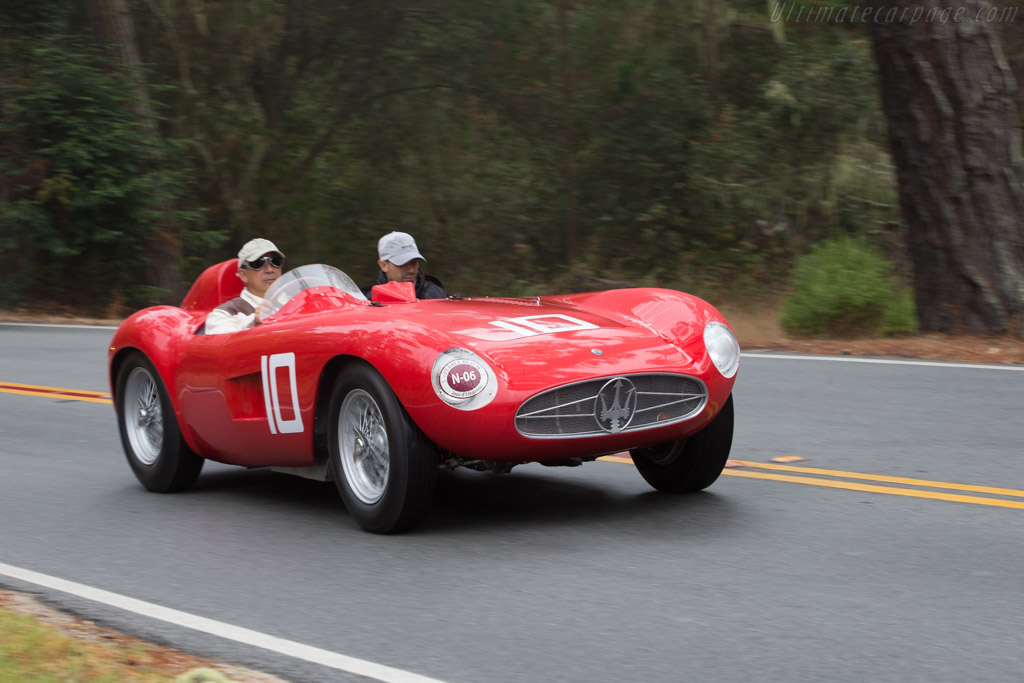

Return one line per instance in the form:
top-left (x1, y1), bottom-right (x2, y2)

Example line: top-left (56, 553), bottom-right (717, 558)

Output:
top-left (431, 348), bottom-right (498, 410)
top-left (704, 321), bottom-right (740, 378)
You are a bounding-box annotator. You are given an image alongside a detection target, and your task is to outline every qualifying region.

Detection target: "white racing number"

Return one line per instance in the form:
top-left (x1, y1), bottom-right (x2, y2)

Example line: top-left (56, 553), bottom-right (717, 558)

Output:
top-left (488, 314), bottom-right (598, 337)
top-left (261, 352), bottom-right (305, 435)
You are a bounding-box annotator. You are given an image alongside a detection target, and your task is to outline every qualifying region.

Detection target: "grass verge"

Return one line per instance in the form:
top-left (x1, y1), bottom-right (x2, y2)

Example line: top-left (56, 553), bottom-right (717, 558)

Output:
top-left (0, 590), bottom-right (285, 683)
top-left (1, 605), bottom-right (175, 682)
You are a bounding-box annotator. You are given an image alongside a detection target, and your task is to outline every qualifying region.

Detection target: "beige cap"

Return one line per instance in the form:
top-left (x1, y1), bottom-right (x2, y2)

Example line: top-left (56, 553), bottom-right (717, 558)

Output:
top-left (238, 238), bottom-right (284, 267)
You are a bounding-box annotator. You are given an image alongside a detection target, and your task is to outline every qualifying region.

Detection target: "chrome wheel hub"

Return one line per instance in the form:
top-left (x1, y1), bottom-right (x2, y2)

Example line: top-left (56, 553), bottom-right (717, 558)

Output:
top-left (338, 389), bottom-right (390, 504)
top-left (123, 367), bottom-right (163, 465)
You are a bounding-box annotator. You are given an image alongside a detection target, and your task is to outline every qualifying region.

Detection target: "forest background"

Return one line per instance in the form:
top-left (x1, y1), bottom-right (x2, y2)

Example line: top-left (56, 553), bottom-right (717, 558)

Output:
top-left (3, 0), bottom-right (1023, 338)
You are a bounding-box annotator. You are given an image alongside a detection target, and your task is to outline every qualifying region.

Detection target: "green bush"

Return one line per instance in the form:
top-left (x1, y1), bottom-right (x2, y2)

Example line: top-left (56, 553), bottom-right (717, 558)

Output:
top-left (781, 236), bottom-right (917, 338)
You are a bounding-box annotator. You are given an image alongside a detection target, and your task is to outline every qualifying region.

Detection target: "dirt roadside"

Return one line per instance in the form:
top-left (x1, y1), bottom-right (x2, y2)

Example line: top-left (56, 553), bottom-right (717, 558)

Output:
top-left (716, 304), bottom-right (1024, 366)
top-left (742, 333), bottom-right (1024, 365)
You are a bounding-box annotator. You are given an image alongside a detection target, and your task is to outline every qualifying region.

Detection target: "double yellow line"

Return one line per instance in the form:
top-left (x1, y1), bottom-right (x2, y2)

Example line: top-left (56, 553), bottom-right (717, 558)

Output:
top-left (600, 455), bottom-right (1024, 510)
top-left (0, 382), bottom-right (111, 404)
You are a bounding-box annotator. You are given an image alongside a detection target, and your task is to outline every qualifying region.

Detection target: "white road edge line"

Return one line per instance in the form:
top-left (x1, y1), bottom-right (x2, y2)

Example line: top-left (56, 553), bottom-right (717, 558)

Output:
top-left (742, 352), bottom-right (1024, 371)
top-left (0, 561), bottom-right (448, 683)
top-left (0, 322), bottom-right (119, 330)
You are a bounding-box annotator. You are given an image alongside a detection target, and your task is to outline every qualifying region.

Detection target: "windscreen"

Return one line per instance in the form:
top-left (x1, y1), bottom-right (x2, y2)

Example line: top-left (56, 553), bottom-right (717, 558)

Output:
top-left (258, 264), bottom-right (367, 319)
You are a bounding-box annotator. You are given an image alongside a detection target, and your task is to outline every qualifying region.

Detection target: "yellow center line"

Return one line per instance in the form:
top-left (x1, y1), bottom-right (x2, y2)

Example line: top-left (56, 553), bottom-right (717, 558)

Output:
top-left (730, 460), bottom-right (1024, 498)
top-left (0, 382), bottom-right (112, 404)
top-left (722, 469), bottom-right (1024, 510)
top-left (599, 454), bottom-right (1024, 509)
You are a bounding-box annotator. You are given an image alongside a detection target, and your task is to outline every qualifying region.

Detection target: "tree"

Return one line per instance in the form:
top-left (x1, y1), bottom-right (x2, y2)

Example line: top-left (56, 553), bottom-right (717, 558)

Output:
top-left (0, 0), bottom-right (190, 311)
top-left (2, 0), bottom-right (906, 308)
top-left (869, 6), bottom-right (1024, 336)
top-left (84, 0), bottom-right (184, 302)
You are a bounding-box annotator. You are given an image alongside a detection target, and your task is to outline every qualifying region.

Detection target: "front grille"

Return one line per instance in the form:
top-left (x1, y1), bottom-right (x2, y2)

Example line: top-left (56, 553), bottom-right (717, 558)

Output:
top-left (515, 373), bottom-right (707, 439)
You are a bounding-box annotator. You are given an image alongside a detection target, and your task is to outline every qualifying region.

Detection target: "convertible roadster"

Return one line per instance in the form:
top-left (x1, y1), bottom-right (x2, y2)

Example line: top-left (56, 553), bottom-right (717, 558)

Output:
top-left (109, 261), bottom-right (740, 533)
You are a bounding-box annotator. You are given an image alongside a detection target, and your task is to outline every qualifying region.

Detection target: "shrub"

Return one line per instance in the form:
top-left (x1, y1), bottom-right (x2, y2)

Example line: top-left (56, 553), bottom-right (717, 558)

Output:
top-left (780, 235), bottom-right (917, 338)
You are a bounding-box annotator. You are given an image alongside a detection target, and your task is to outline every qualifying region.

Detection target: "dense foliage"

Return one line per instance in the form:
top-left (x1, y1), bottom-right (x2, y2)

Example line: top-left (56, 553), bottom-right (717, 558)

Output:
top-left (780, 235), bottom-right (916, 338)
top-left (1, 5), bottom-right (193, 309)
top-left (3, 0), bottom-right (909, 321)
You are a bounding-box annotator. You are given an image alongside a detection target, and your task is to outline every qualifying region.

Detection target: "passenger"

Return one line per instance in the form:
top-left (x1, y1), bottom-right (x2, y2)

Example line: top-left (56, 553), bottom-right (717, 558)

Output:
top-left (205, 238), bottom-right (285, 334)
top-left (362, 231), bottom-right (448, 299)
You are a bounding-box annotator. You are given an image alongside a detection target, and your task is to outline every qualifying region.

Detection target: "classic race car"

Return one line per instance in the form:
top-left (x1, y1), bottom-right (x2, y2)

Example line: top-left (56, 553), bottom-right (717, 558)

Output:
top-left (109, 261), bottom-right (740, 533)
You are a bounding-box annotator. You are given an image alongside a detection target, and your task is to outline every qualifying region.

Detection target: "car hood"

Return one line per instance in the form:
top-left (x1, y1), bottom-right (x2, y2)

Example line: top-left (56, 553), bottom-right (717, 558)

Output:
top-left (407, 296), bottom-right (708, 391)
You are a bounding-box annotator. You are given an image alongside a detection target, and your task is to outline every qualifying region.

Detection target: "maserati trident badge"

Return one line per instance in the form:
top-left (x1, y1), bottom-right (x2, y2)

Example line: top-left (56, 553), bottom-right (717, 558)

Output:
top-left (595, 377), bottom-right (637, 433)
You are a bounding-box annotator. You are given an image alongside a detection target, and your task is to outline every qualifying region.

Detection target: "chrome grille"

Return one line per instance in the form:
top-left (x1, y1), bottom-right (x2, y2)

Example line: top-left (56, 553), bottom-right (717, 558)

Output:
top-left (515, 373), bottom-right (707, 439)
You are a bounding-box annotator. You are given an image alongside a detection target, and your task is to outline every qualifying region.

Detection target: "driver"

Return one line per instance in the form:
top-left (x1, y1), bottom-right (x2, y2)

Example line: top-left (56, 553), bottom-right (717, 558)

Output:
top-left (362, 231), bottom-right (448, 299)
top-left (205, 238), bottom-right (285, 334)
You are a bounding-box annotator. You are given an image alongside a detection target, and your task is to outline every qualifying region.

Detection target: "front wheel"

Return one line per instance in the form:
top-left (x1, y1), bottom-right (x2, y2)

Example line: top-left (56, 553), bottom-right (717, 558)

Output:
top-left (630, 394), bottom-right (734, 493)
top-left (115, 351), bottom-right (203, 492)
top-left (328, 363), bottom-right (438, 533)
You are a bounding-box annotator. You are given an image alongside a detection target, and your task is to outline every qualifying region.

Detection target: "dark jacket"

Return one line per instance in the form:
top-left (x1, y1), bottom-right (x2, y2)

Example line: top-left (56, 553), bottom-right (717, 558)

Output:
top-left (361, 269), bottom-right (449, 300)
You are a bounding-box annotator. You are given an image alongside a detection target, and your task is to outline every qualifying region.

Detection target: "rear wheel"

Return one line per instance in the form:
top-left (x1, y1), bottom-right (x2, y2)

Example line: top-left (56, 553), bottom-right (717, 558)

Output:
top-left (328, 363), bottom-right (438, 533)
top-left (631, 395), bottom-right (734, 493)
top-left (116, 352), bottom-right (203, 492)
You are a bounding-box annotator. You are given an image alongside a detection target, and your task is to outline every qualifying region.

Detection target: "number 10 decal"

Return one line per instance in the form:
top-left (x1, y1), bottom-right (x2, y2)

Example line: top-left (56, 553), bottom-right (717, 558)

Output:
top-left (261, 352), bottom-right (304, 434)
top-left (488, 314), bottom-right (598, 337)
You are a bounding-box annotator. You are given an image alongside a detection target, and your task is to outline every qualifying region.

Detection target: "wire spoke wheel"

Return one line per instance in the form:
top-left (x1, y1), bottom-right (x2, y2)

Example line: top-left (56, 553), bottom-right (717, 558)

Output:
top-left (123, 367), bottom-right (164, 465)
top-left (327, 363), bottom-right (439, 533)
top-left (115, 352), bottom-right (203, 492)
top-left (338, 389), bottom-right (390, 504)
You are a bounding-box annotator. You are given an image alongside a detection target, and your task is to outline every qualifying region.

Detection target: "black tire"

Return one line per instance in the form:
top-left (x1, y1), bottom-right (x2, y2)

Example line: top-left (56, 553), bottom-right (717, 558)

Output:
top-left (327, 362), bottom-right (439, 533)
top-left (115, 351), bottom-right (203, 492)
top-left (630, 394), bottom-right (734, 493)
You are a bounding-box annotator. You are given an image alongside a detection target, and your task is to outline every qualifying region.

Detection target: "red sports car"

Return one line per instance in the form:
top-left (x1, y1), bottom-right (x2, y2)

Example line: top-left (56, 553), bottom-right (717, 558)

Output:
top-left (109, 261), bottom-right (740, 533)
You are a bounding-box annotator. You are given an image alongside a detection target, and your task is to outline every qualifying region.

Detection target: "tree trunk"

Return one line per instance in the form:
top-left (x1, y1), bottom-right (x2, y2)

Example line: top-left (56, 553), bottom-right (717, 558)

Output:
top-left (558, 0), bottom-right (578, 265)
top-left (869, 6), bottom-right (1024, 336)
top-left (703, 0), bottom-right (719, 102)
top-left (84, 0), bottom-right (184, 303)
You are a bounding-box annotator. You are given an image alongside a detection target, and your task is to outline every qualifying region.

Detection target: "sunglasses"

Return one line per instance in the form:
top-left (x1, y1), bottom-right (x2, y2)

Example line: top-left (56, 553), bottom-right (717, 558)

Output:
top-left (243, 255), bottom-right (284, 270)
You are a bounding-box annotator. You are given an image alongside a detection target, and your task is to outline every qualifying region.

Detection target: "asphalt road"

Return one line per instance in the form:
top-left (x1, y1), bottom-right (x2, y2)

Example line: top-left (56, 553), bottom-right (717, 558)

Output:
top-left (1, 323), bottom-right (1023, 683)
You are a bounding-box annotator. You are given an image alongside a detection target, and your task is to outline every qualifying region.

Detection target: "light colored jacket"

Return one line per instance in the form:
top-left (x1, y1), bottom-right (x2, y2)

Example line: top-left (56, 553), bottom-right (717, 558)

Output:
top-left (205, 288), bottom-right (264, 334)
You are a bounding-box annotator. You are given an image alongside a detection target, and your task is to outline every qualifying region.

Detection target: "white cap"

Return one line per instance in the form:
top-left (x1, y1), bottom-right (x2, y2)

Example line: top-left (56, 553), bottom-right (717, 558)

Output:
top-left (238, 238), bottom-right (284, 267)
top-left (378, 231), bottom-right (425, 266)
